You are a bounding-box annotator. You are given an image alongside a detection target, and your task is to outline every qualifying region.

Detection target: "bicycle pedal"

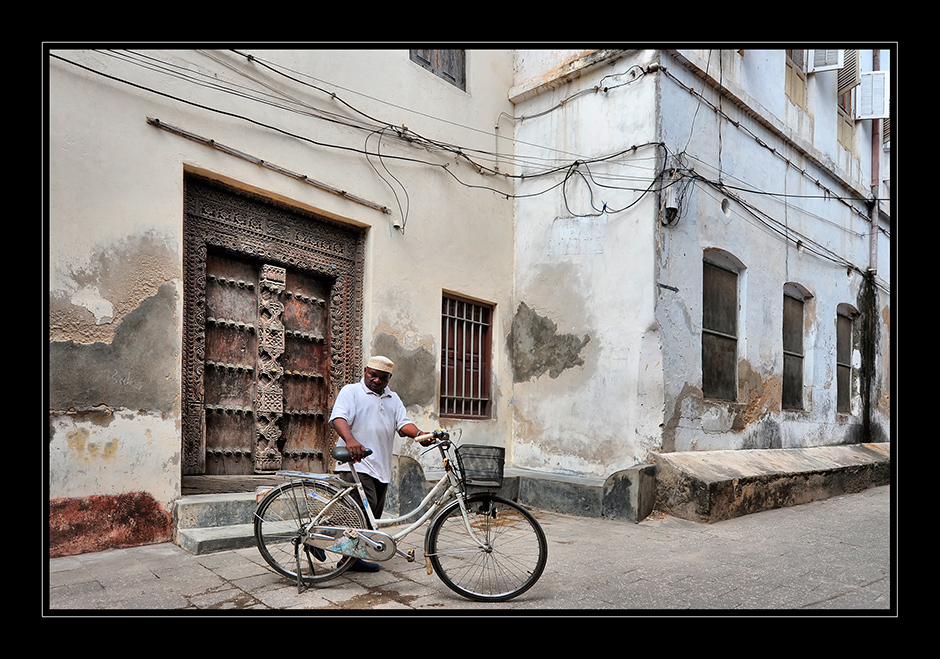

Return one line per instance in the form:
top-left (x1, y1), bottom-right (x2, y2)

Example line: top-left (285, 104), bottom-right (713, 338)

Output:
top-left (394, 547), bottom-right (416, 562)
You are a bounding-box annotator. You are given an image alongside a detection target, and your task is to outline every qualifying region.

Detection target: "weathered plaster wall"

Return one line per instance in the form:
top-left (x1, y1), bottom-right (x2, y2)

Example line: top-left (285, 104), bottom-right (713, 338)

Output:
top-left (48, 49), bottom-right (516, 553)
top-left (508, 50), bottom-right (666, 478)
top-left (655, 50), bottom-right (891, 453)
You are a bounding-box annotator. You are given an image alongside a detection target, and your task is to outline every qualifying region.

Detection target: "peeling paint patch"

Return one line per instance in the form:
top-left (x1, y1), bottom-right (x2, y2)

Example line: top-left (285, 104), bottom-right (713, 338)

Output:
top-left (70, 285), bottom-right (114, 324)
top-left (48, 492), bottom-right (172, 557)
top-left (49, 232), bottom-right (179, 344)
top-left (508, 302), bottom-right (590, 383)
top-left (48, 282), bottom-right (179, 412)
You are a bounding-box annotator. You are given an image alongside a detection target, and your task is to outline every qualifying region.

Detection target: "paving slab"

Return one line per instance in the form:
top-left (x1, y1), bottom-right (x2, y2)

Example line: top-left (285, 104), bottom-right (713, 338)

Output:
top-left (46, 484), bottom-right (894, 615)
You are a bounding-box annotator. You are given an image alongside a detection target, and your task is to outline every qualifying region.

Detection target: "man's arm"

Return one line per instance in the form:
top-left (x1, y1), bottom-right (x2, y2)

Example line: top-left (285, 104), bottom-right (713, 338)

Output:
top-left (398, 423), bottom-right (434, 446)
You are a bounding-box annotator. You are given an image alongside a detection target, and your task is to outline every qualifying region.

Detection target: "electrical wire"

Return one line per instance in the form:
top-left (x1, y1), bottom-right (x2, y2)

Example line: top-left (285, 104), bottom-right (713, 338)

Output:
top-left (49, 48), bottom-right (887, 278)
top-left (365, 126), bottom-right (410, 232)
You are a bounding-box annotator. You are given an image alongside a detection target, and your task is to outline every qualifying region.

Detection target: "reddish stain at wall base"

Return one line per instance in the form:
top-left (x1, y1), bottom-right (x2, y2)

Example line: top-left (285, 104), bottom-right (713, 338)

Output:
top-left (48, 492), bottom-right (172, 557)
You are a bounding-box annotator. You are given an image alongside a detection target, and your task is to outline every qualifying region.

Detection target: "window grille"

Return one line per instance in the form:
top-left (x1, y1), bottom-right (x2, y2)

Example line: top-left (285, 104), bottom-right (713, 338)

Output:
top-left (441, 294), bottom-right (492, 418)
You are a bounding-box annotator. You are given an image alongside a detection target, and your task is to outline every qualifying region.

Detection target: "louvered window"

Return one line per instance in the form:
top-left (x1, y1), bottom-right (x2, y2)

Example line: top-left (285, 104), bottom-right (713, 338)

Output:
top-left (702, 260), bottom-right (738, 401)
top-left (441, 293), bottom-right (492, 418)
top-left (858, 70), bottom-right (890, 119)
top-left (837, 49), bottom-right (860, 97)
top-left (782, 291), bottom-right (805, 410)
top-left (809, 49), bottom-right (844, 72)
top-left (411, 50), bottom-right (466, 91)
top-left (836, 310), bottom-right (854, 414)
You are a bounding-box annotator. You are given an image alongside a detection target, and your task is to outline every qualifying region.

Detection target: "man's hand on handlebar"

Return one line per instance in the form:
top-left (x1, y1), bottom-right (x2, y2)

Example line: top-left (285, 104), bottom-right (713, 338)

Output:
top-left (415, 428), bottom-right (449, 447)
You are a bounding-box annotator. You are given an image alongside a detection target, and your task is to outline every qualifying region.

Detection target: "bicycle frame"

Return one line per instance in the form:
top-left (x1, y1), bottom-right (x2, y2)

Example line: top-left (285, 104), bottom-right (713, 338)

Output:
top-left (273, 435), bottom-right (490, 563)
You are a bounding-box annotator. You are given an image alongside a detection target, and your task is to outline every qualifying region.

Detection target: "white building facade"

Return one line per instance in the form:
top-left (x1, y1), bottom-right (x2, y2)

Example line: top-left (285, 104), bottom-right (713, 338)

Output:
top-left (46, 48), bottom-right (892, 555)
top-left (509, 48), bottom-right (891, 476)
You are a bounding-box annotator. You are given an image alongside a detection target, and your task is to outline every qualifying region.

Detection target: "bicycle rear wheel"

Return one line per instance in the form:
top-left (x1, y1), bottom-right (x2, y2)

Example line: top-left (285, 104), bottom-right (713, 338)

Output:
top-left (425, 494), bottom-right (547, 602)
top-left (254, 479), bottom-right (366, 585)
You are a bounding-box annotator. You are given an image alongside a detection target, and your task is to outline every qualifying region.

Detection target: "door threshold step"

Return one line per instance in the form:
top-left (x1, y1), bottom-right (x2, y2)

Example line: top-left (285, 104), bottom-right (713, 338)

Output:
top-left (177, 523), bottom-right (256, 555)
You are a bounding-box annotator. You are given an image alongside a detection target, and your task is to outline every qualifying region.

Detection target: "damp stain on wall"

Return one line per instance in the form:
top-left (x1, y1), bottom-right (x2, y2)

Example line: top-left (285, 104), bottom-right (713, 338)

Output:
top-left (507, 302), bottom-right (590, 383)
top-left (48, 282), bottom-right (179, 413)
top-left (49, 232), bottom-right (179, 344)
top-left (371, 332), bottom-right (438, 407)
top-left (48, 492), bottom-right (172, 557)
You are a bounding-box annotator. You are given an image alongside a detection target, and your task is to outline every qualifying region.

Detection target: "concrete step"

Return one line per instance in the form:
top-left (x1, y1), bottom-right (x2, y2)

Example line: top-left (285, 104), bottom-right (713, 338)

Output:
top-left (173, 463), bottom-right (656, 555)
top-left (177, 523), bottom-right (256, 554)
top-left (174, 492), bottom-right (260, 555)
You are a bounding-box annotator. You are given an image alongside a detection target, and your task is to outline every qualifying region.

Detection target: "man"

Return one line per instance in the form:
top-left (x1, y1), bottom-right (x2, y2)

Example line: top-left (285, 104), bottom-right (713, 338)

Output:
top-left (329, 355), bottom-right (429, 572)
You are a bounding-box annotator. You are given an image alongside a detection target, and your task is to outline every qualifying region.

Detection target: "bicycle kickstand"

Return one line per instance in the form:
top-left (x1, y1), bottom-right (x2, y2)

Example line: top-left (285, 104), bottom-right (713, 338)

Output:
top-left (293, 540), bottom-right (309, 594)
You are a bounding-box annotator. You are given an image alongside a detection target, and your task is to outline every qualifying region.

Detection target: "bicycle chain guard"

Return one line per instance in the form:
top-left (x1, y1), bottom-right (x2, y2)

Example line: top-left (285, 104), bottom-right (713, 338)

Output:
top-left (304, 527), bottom-right (397, 561)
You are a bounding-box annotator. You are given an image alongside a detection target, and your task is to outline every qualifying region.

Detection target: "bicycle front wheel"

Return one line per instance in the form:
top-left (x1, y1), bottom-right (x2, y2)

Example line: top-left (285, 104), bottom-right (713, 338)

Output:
top-left (254, 479), bottom-right (366, 585)
top-left (425, 494), bottom-right (547, 602)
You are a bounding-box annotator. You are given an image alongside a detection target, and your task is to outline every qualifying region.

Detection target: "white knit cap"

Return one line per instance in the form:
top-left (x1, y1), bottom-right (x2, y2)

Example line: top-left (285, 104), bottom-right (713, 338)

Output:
top-left (367, 355), bottom-right (394, 373)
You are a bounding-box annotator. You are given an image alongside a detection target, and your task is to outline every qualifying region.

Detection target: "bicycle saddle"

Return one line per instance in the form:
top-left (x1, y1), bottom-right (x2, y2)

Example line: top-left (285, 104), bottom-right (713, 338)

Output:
top-left (331, 446), bottom-right (373, 463)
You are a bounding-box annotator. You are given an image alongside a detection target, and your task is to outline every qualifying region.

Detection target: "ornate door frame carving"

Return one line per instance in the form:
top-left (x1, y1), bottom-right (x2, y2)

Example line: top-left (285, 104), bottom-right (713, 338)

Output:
top-left (182, 175), bottom-right (365, 476)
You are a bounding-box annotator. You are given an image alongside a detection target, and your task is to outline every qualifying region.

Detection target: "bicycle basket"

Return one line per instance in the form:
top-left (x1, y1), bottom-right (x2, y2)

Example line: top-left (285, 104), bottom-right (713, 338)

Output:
top-left (455, 444), bottom-right (505, 489)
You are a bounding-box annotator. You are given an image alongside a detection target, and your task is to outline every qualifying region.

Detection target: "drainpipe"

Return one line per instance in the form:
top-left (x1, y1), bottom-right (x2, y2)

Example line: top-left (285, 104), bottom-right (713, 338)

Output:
top-left (862, 49), bottom-right (881, 443)
top-left (869, 49), bottom-right (880, 277)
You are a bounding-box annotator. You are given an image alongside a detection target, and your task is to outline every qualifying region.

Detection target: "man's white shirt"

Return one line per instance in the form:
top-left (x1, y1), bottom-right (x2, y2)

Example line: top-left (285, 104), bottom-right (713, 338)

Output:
top-left (329, 379), bottom-right (413, 483)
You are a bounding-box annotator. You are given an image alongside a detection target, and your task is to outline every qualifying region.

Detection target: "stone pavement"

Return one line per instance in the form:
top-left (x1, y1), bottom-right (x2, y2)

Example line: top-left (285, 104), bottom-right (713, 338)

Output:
top-left (46, 485), bottom-right (894, 614)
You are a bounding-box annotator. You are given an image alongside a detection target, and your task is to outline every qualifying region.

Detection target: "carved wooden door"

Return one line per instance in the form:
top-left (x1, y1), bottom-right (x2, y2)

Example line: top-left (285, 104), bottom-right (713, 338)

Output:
top-left (202, 253), bottom-right (332, 475)
top-left (183, 175), bottom-right (365, 479)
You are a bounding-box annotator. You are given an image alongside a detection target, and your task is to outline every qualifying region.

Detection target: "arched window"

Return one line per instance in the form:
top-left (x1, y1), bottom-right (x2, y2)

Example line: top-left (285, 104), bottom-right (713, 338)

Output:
top-left (836, 303), bottom-right (858, 414)
top-left (783, 283), bottom-right (813, 410)
top-left (702, 250), bottom-right (745, 401)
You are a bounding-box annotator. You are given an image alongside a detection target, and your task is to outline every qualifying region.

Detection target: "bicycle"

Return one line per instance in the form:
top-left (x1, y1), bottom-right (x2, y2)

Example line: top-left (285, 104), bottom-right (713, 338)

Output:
top-left (253, 429), bottom-right (548, 602)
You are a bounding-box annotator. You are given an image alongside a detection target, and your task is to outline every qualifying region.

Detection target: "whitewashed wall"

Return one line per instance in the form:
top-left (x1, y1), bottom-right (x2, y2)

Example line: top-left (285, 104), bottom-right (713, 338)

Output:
top-left (47, 49), bottom-right (517, 508)
top-left (505, 48), bottom-right (891, 477)
top-left (508, 50), bottom-right (667, 477)
top-left (656, 49), bottom-right (891, 452)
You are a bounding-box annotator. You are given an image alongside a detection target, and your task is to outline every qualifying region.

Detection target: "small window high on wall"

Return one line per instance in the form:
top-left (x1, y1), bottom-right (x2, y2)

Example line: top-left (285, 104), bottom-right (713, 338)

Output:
top-left (441, 293), bottom-right (492, 418)
top-left (410, 50), bottom-right (466, 91)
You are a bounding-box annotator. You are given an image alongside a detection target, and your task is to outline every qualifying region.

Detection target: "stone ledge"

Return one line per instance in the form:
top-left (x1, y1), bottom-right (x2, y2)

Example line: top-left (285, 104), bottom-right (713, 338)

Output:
top-left (651, 442), bottom-right (891, 523)
top-left (397, 461), bottom-right (656, 523)
top-left (171, 444), bottom-right (891, 554)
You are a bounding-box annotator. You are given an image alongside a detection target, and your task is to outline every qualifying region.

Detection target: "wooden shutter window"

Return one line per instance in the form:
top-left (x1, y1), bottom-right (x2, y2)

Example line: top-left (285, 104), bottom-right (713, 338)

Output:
top-left (410, 49), bottom-right (466, 91)
top-left (782, 293), bottom-right (805, 410)
top-left (837, 49), bottom-right (860, 97)
top-left (836, 313), bottom-right (853, 414)
top-left (702, 261), bottom-right (738, 401)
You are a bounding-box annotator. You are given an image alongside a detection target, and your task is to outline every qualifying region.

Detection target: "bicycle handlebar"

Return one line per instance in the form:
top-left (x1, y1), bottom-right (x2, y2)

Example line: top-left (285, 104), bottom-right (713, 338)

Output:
top-left (415, 428), bottom-right (450, 444)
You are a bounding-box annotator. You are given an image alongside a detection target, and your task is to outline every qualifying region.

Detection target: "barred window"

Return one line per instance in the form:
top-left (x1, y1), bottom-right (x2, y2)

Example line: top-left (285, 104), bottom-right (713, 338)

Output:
top-left (441, 293), bottom-right (492, 418)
